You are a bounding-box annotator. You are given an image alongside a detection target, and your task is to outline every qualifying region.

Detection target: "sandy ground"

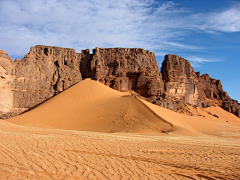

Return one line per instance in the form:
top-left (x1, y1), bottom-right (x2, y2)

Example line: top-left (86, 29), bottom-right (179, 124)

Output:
top-left (1, 79), bottom-right (240, 179)
top-left (0, 121), bottom-right (240, 180)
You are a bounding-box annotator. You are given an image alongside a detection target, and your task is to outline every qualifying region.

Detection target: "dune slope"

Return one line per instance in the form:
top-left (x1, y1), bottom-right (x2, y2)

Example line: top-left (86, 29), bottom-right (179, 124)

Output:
top-left (7, 79), bottom-right (240, 136)
top-left (139, 98), bottom-right (240, 137)
top-left (7, 79), bottom-right (175, 134)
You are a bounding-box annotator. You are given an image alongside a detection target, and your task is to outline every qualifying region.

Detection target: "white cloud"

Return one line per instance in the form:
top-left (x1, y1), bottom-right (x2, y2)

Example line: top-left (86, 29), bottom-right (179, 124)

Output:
top-left (192, 4), bottom-right (240, 33)
top-left (185, 56), bottom-right (219, 67)
top-left (208, 6), bottom-right (240, 32)
top-left (0, 0), bottom-right (239, 60)
top-left (0, 0), bottom-right (199, 58)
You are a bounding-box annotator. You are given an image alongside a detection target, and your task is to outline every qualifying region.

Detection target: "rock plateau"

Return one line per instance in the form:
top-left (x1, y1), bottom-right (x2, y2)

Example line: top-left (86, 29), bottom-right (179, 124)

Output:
top-left (0, 45), bottom-right (239, 119)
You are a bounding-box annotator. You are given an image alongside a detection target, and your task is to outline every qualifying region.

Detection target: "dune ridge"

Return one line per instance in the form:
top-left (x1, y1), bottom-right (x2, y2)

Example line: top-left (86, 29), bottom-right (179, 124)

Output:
top-left (132, 95), bottom-right (174, 128)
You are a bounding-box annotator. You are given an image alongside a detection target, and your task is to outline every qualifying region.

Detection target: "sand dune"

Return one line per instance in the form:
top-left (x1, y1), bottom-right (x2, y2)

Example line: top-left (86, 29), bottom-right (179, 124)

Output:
top-left (2, 79), bottom-right (240, 179)
top-left (139, 98), bottom-right (240, 137)
top-left (7, 79), bottom-right (175, 134)
top-left (7, 79), bottom-right (240, 137)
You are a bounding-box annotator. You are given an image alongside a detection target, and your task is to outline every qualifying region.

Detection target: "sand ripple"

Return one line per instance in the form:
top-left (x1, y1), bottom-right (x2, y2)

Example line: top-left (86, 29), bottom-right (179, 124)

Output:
top-left (0, 121), bottom-right (239, 180)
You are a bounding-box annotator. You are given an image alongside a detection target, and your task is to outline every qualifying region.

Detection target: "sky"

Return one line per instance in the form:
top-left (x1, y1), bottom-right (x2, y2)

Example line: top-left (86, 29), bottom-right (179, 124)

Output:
top-left (0, 0), bottom-right (239, 101)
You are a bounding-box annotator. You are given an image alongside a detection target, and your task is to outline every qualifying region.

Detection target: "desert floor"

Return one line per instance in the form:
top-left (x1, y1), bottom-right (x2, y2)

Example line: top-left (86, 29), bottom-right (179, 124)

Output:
top-left (0, 120), bottom-right (240, 180)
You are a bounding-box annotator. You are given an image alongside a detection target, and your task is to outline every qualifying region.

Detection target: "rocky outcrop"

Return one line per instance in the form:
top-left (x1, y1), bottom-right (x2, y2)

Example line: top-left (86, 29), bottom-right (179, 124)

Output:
top-left (161, 55), bottom-right (197, 104)
top-left (13, 46), bottom-right (82, 109)
top-left (0, 50), bottom-right (14, 114)
top-left (0, 46), bottom-right (239, 119)
top-left (161, 54), bottom-right (240, 117)
top-left (83, 47), bottom-right (163, 97)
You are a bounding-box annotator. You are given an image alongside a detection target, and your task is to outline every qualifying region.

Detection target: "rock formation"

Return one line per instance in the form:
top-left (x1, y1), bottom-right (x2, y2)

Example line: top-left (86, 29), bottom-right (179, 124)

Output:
top-left (82, 47), bottom-right (163, 97)
top-left (13, 46), bottom-right (82, 109)
top-left (0, 45), bottom-right (239, 119)
top-left (161, 55), bottom-right (240, 117)
top-left (0, 50), bottom-right (14, 114)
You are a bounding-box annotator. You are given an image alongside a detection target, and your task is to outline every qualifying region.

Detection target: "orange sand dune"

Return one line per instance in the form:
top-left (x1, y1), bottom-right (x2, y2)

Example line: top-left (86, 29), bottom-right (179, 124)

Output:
top-left (7, 79), bottom-right (240, 137)
top-left (139, 99), bottom-right (240, 137)
top-left (7, 79), bottom-right (174, 134)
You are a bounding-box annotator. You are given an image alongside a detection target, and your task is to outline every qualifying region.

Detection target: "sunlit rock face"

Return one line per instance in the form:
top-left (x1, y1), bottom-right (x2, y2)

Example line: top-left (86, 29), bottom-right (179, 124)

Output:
top-left (86, 47), bottom-right (163, 97)
top-left (161, 55), bottom-right (198, 105)
top-left (0, 50), bottom-right (14, 113)
top-left (12, 45), bottom-right (83, 109)
top-left (161, 54), bottom-right (240, 117)
top-left (0, 46), bottom-right (239, 118)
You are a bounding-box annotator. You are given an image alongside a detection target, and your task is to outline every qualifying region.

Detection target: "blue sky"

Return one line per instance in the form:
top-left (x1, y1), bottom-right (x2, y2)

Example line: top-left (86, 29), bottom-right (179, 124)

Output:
top-left (0, 0), bottom-right (239, 101)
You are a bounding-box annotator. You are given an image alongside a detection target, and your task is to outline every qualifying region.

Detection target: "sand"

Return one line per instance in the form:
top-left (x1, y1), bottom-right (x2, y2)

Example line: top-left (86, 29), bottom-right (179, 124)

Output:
top-left (1, 79), bottom-right (240, 179)
top-left (7, 79), bottom-right (176, 134)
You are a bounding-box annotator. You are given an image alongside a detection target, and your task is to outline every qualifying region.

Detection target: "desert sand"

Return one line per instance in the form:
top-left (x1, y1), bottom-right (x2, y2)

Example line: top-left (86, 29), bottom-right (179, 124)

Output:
top-left (1, 79), bottom-right (240, 179)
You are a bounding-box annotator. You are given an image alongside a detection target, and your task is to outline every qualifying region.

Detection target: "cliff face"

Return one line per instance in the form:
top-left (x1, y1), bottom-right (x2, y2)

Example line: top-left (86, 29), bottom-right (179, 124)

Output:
top-left (82, 47), bottom-right (164, 97)
top-left (162, 55), bottom-right (197, 104)
top-left (0, 45), bottom-right (239, 119)
top-left (161, 54), bottom-right (240, 117)
top-left (13, 45), bottom-right (82, 109)
top-left (0, 50), bottom-right (14, 114)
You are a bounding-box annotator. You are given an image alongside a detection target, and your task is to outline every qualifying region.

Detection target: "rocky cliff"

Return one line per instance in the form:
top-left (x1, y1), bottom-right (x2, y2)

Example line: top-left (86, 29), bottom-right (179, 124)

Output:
top-left (0, 50), bottom-right (15, 114)
top-left (0, 46), bottom-right (239, 119)
top-left (13, 46), bottom-right (82, 108)
top-left (161, 55), bottom-right (240, 117)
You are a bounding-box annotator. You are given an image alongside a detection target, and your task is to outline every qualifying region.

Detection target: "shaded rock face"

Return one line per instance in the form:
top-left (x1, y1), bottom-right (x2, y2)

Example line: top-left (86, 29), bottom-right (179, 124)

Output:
top-left (0, 46), bottom-right (239, 118)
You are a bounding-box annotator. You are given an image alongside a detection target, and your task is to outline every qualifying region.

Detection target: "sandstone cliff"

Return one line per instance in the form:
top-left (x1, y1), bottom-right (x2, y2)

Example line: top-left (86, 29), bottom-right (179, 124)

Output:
top-left (0, 50), bottom-right (14, 114)
top-left (13, 45), bottom-right (82, 109)
top-left (0, 46), bottom-right (239, 119)
top-left (82, 47), bottom-right (163, 97)
top-left (161, 54), bottom-right (240, 117)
